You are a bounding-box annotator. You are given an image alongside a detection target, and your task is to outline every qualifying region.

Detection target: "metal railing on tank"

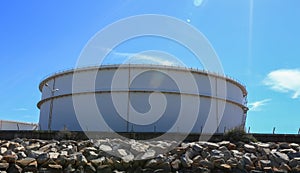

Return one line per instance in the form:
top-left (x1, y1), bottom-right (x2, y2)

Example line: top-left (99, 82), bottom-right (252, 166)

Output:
top-left (39, 63), bottom-right (247, 89)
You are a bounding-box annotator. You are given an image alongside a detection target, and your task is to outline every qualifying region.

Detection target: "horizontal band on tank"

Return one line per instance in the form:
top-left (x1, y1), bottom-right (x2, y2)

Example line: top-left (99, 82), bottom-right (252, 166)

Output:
top-left (37, 90), bottom-right (248, 111)
top-left (38, 64), bottom-right (247, 96)
top-left (40, 87), bottom-right (245, 105)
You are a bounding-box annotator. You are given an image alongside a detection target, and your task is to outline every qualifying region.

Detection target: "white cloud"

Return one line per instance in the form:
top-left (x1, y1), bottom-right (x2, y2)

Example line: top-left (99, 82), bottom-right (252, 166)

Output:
top-left (132, 54), bottom-right (177, 66)
top-left (110, 50), bottom-right (182, 66)
top-left (194, 0), bottom-right (204, 7)
top-left (14, 108), bottom-right (28, 111)
top-left (248, 99), bottom-right (271, 111)
top-left (263, 69), bottom-right (300, 99)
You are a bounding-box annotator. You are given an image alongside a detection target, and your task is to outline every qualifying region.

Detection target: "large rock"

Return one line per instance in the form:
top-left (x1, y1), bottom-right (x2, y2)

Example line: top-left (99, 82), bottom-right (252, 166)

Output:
top-left (121, 153), bottom-right (134, 163)
top-left (242, 154), bottom-right (253, 166)
top-left (288, 158), bottom-right (300, 168)
top-left (3, 154), bottom-right (18, 163)
top-left (13, 146), bottom-right (25, 153)
top-left (39, 143), bottom-right (56, 152)
top-left (48, 164), bottom-right (63, 170)
top-left (8, 142), bottom-right (20, 150)
top-left (90, 157), bottom-right (105, 167)
top-left (72, 152), bottom-right (88, 166)
top-left (36, 152), bottom-right (49, 165)
top-left (130, 142), bottom-right (149, 156)
top-left (199, 159), bottom-right (214, 169)
top-left (287, 152), bottom-right (300, 159)
top-left (49, 152), bottom-right (60, 159)
top-left (257, 143), bottom-right (270, 148)
top-left (279, 148), bottom-right (296, 154)
top-left (16, 158), bottom-right (36, 167)
top-left (218, 141), bottom-right (230, 147)
top-left (279, 163), bottom-right (291, 172)
top-left (0, 162), bottom-right (9, 170)
top-left (27, 150), bottom-right (44, 158)
top-left (84, 150), bottom-right (98, 161)
top-left (222, 150), bottom-right (232, 161)
top-left (185, 148), bottom-right (198, 160)
top-left (64, 164), bottom-right (75, 172)
top-left (220, 163), bottom-right (231, 171)
top-left (271, 151), bottom-right (290, 164)
top-left (259, 147), bottom-right (271, 155)
top-left (144, 158), bottom-right (169, 170)
top-left (3, 150), bottom-right (18, 163)
top-left (16, 151), bottom-right (27, 160)
top-left (85, 162), bottom-right (96, 173)
top-left (213, 158), bottom-right (226, 168)
top-left (23, 160), bottom-right (38, 172)
top-left (26, 143), bottom-right (40, 150)
top-left (7, 164), bottom-right (22, 173)
top-left (181, 155), bottom-right (193, 168)
top-left (0, 147), bottom-right (7, 155)
top-left (211, 149), bottom-right (222, 156)
top-left (259, 160), bottom-right (271, 168)
top-left (279, 143), bottom-right (291, 149)
top-left (200, 142), bottom-right (219, 149)
top-left (192, 143), bottom-right (203, 153)
top-left (140, 149), bottom-right (156, 160)
top-left (289, 143), bottom-right (299, 150)
top-left (171, 159), bottom-right (181, 170)
top-left (192, 155), bottom-right (203, 164)
top-left (227, 143), bottom-right (236, 150)
top-left (226, 157), bottom-right (238, 168)
top-left (201, 149), bottom-right (210, 158)
top-left (244, 144), bottom-right (256, 153)
top-left (99, 144), bottom-right (112, 152)
top-left (231, 149), bottom-right (243, 157)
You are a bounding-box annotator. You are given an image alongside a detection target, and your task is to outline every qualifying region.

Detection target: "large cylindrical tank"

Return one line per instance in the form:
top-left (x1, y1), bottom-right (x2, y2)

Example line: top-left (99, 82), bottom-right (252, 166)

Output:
top-left (38, 64), bottom-right (248, 133)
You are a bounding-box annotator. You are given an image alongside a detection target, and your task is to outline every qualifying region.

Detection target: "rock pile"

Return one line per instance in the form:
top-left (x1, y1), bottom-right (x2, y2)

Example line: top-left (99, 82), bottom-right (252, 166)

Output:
top-left (0, 138), bottom-right (299, 172)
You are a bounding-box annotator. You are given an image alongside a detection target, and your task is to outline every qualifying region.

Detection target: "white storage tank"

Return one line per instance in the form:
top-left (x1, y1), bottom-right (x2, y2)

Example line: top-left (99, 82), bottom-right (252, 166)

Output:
top-left (37, 64), bottom-right (248, 133)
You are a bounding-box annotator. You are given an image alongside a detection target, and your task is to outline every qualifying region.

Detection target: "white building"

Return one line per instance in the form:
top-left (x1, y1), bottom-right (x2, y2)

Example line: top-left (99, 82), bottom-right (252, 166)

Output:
top-left (0, 120), bottom-right (38, 130)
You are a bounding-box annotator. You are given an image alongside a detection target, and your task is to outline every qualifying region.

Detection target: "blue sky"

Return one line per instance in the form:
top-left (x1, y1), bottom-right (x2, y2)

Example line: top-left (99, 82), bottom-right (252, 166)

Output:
top-left (0, 0), bottom-right (299, 134)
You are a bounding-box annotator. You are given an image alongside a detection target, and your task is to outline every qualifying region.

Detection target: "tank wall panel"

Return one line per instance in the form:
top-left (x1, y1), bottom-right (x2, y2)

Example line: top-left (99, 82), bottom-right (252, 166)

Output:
top-left (219, 103), bottom-right (244, 132)
top-left (41, 79), bottom-right (55, 100)
top-left (52, 74), bottom-right (73, 96)
top-left (226, 82), bottom-right (244, 104)
top-left (38, 101), bottom-right (50, 130)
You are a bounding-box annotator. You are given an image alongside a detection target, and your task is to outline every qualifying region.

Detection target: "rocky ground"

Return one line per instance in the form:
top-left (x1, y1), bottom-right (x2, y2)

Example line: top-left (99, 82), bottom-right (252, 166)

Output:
top-left (0, 138), bottom-right (299, 173)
